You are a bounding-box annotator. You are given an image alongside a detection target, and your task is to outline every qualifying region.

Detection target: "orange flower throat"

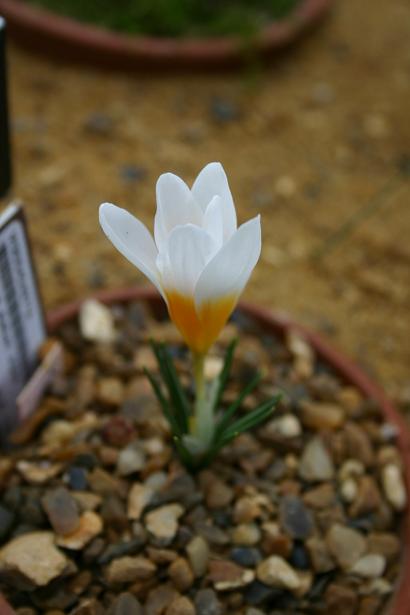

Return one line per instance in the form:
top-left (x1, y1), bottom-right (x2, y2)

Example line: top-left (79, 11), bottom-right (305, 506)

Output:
top-left (166, 290), bottom-right (236, 354)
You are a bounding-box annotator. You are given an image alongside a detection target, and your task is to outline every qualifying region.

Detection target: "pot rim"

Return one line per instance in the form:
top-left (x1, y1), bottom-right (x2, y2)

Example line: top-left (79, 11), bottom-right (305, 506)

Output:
top-left (0, 0), bottom-right (333, 69)
top-left (0, 284), bottom-right (409, 613)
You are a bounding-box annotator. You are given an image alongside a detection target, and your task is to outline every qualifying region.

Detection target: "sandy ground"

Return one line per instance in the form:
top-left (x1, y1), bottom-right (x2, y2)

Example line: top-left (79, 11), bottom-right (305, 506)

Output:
top-left (1, 0), bottom-right (409, 406)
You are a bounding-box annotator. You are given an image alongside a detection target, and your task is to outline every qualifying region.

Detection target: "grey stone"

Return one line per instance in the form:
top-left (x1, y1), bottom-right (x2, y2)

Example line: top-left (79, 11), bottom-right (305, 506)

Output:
top-left (279, 495), bottom-right (314, 539)
top-left (42, 487), bottom-right (80, 536)
top-left (194, 588), bottom-right (222, 615)
top-left (299, 437), bottom-right (335, 482)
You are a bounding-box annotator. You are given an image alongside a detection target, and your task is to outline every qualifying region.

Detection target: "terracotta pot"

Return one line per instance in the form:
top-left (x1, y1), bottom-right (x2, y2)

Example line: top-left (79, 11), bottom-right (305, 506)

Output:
top-left (0, 0), bottom-right (333, 70)
top-left (0, 285), bottom-right (409, 613)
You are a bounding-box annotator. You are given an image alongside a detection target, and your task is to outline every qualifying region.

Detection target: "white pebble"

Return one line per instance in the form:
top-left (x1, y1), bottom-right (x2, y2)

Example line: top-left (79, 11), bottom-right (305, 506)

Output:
top-left (79, 299), bottom-right (116, 344)
top-left (350, 554), bottom-right (386, 579)
top-left (381, 463), bottom-right (407, 511)
top-left (268, 415), bottom-right (302, 438)
top-left (340, 478), bottom-right (358, 503)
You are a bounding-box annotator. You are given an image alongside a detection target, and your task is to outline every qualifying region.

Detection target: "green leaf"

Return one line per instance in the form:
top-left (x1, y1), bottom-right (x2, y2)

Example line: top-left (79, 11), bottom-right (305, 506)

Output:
top-left (214, 371), bottom-right (262, 440)
top-left (149, 340), bottom-right (190, 434)
top-left (172, 435), bottom-right (196, 469)
top-left (216, 394), bottom-right (281, 446)
top-left (144, 367), bottom-right (182, 437)
top-left (213, 338), bottom-right (238, 411)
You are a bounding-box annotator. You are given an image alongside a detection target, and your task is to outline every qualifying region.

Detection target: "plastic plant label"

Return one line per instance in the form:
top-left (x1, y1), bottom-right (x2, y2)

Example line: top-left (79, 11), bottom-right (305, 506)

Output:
top-left (0, 203), bottom-right (46, 434)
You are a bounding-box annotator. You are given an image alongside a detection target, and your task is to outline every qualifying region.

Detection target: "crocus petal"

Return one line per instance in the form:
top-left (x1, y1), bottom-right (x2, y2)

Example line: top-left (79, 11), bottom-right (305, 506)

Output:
top-left (194, 215), bottom-right (261, 311)
top-left (155, 173), bottom-right (203, 253)
top-left (99, 202), bottom-right (164, 298)
top-left (202, 195), bottom-right (224, 251)
top-left (164, 224), bottom-right (216, 296)
top-left (192, 162), bottom-right (237, 241)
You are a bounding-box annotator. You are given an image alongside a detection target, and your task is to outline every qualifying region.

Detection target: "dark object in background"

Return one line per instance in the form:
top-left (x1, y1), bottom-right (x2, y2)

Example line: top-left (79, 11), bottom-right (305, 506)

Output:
top-left (0, 16), bottom-right (11, 198)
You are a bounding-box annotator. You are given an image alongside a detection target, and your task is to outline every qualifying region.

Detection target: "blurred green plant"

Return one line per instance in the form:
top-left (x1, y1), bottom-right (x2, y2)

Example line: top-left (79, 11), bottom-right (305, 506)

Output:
top-left (25, 0), bottom-right (301, 37)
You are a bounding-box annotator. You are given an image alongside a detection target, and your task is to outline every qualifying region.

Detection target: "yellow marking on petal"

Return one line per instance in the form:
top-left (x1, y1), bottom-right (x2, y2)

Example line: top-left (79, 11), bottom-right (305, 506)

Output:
top-left (166, 290), bottom-right (236, 354)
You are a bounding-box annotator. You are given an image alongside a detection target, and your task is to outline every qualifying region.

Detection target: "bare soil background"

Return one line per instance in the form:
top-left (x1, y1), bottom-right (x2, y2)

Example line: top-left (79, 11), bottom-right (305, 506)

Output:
top-left (1, 0), bottom-right (409, 406)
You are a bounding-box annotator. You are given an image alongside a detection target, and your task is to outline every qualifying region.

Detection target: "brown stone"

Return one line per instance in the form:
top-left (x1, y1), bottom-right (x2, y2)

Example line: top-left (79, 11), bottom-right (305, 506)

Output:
top-left (205, 478), bottom-right (234, 509)
top-left (0, 532), bottom-right (68, 587)
top-left (87, 467), bottom-right (127, 497)
top-left (127, 483), bottom-right (154, 520)
top-left (144, 584), bottom-right (178, 615)
top-left (306, 536), bottom-right (335, 573)
top-left (208, 559), bottom-right (254, 591)
top-left (107, 593), bottom-right (143, 615)
top-left (186, 536), bottom-right (209, 577)
top-left (303, 483), bottom-right (336, 509)
top-left (105, 556), bottom-right (156, 585)
top-left (165, 596), bottom-right (195, 615)
top-left (300, 401), bottom-right (345, 431)
top-left (97, 377), bottom-right (124, 407)
top-left (367, 532), bottom-right (400, 562)
top-left (42, 487), bottom-right (80, 536)
top-left (325, 583), bottom-right (359, 615)
top-left (145, 504), bottom-right (184, 543)
top-left (260, 522), bottom-right (292, 558)
top-left (72, 492), bottom-right (102, 512)
top-left (315, 504), bottom-right (346, 533)
top-left (168, 557), bottom-right (194, 591)
top-left (231, 523), bottom-right (261, 546)
top-left (343, 422), bottom-right (375, 467)
top-left (326, 524), bottom-right (367, 570)
top-left (337, 387), bottom-right (363, 416)
top-left (56, 511), bottom-right (103, 550)
top-left (233, 496), bottom-right (263, 523)
top-left (256, 556), bottom-right (300, 591)
top-left (349, 476), bottom-right (382, 517)
top-left (16, 460), bottom-right (63, 485)
top-left (146, 548), bottom-right (178, 565)
top-left (357, 596), bottom-right (383, 615)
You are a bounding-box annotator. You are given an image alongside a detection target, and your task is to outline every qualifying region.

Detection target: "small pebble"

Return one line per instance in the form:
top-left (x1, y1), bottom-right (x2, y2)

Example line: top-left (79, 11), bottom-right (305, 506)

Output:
top-left (256, 555), bottom-right (300, 590)
top-left (105, 555), bottom-right (156, 585)
top-left (230, 547), bottom-right (263, 568)
top-left (145, 504), bottom-right (184, 543)
top-left (0, 531), bottom-right (68, 586)
top-left (350, 554), bottom-right (386, 578)
top-left (186, 535), bottom-right (209, 577)
top-left (42, 487), bottom-right (80, 536)
top-left (79, 299), bottom-right (116, 344)
top-left (116, 444), bottom-right (146, 476)
top-left (265, 415), bottom-right (302, 439)
top-left (168, 557), bottom-right (194, 591)
top-left (194, 588), bottom-right (222, 615)
top-left (231, 523), bottom-right (261, 546)
top-left (127, 483), bottom-right (154, 520)
top-left (381, 463), bottom-right (407, 511)
top-left (107, 592), bottom-right (143, 615)
top-left (98, 378), bottom-right (124, 407)
top-left (279, 495), bottom-right (314, 540)
top-left (326, 523), bottom-right (367, 570)
top-left (56, 511), bottom-right (103, 550)
top-left (299, 437), bottom-right (335, 482)
top-left (208, 559), bottom-right (255, 591)
top-left (165, 595), bottom-right (195, 615)
top-left (300, 401), bottom-right (345, 431)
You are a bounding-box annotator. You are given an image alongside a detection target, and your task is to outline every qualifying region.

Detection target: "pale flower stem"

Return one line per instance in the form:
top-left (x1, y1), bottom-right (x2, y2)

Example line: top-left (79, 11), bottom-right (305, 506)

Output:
top-left (192, 352), bottom-right (214, 447)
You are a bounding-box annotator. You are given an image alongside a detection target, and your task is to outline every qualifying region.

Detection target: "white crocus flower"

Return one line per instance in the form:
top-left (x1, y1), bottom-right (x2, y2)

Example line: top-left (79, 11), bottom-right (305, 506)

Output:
top-left (99, 162), bottom-right (261, 355)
